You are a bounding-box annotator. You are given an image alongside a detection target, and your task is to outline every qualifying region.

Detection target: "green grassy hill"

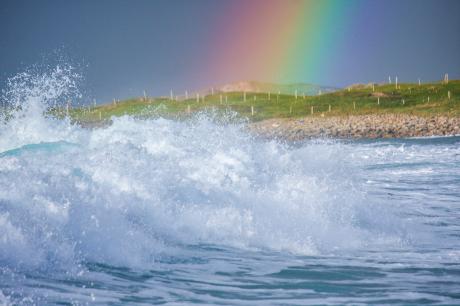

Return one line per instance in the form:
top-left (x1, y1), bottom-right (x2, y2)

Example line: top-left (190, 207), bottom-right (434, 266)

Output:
top-left (68, 80), bottom-right (460, 125)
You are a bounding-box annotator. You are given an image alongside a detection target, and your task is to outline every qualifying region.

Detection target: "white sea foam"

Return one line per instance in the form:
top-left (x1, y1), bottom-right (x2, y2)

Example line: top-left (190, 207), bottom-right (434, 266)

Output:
top-left (0, 67), bottom-right (410, 272)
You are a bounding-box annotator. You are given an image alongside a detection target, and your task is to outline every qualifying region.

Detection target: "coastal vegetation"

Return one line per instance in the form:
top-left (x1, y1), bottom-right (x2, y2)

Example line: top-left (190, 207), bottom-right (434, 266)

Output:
top-left (66, 80), bottom-right (459, 126)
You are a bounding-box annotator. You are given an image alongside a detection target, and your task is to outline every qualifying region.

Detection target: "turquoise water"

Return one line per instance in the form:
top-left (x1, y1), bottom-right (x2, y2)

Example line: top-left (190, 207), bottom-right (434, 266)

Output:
top-left (0, 68), bottom-right (459, 305)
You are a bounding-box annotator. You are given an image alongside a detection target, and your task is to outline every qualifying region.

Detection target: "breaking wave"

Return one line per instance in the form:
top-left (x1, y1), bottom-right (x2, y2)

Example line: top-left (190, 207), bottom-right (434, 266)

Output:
top-left (0, 66), bottom-right (407, 273)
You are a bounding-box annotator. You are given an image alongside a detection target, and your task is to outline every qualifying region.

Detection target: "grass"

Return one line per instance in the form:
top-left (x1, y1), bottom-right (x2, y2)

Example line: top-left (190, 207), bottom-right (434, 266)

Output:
top-left (63, 80), bottom-right (460, 124)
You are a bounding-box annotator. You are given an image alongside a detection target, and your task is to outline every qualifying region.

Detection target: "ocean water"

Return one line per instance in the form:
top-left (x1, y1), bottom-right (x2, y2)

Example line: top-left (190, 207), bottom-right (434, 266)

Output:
top-left (0, 69), bottom-right (459, 305)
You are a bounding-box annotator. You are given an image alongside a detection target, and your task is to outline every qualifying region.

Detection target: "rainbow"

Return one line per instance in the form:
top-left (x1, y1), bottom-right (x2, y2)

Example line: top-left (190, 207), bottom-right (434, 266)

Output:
top-left (206, 0), bottom-right (357, 85)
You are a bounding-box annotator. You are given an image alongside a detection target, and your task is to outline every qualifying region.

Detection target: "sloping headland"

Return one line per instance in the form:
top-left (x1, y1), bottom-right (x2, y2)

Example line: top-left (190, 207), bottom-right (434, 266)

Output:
top-left (61, 80), bottom-right (460, 139)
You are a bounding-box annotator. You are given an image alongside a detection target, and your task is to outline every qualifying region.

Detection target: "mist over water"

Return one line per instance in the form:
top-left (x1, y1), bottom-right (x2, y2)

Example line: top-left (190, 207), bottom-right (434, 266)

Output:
top-left (1, 67), bottom-right (459, 305)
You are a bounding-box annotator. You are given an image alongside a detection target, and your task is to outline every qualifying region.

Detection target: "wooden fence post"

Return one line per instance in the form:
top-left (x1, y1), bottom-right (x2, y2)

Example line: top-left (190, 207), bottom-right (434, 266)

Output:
top-left (311, 106), bottom-right (314, 115)
top-left (448, 91), bottom-right (451, 99)
top-left (329, 104), bottom-right (331, 112)
top-left (251, 105), bottom-right (254, 116)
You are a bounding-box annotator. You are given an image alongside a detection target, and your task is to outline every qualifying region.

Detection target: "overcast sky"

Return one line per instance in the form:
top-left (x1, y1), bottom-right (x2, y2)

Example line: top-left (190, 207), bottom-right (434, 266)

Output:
top-left (1, 0), bottom-right (459, 103)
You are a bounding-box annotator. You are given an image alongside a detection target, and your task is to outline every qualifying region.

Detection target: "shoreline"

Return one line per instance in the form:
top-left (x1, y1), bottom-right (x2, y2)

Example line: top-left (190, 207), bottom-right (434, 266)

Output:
top-left (75, 113), bottom-right (460, 140)
top-left (249, 114), bottom-right (460, 140)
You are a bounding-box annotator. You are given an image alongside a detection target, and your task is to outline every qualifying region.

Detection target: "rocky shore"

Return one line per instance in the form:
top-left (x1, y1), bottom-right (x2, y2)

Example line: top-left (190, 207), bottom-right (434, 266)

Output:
top-left (250, 114), bottom-right (460, 140)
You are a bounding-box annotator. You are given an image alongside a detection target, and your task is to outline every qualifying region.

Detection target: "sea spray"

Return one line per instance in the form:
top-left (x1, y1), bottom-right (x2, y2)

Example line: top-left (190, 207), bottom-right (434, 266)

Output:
top-left (0, 65), bottom-right (83, 153)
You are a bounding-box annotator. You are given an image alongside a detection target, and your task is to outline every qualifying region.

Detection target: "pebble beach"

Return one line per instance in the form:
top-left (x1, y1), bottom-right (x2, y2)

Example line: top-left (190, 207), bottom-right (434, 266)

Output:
top-left (250, 114), bottom-right (460, 140)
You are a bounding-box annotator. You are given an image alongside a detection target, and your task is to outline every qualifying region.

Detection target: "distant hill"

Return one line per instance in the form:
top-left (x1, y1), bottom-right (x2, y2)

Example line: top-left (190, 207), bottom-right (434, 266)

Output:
top-left (215, 81), bottom-right (338, 96)
top-left (219, 81), bottom-right (338, 95)
top-left (167, 81), bottom-right (338, 100)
